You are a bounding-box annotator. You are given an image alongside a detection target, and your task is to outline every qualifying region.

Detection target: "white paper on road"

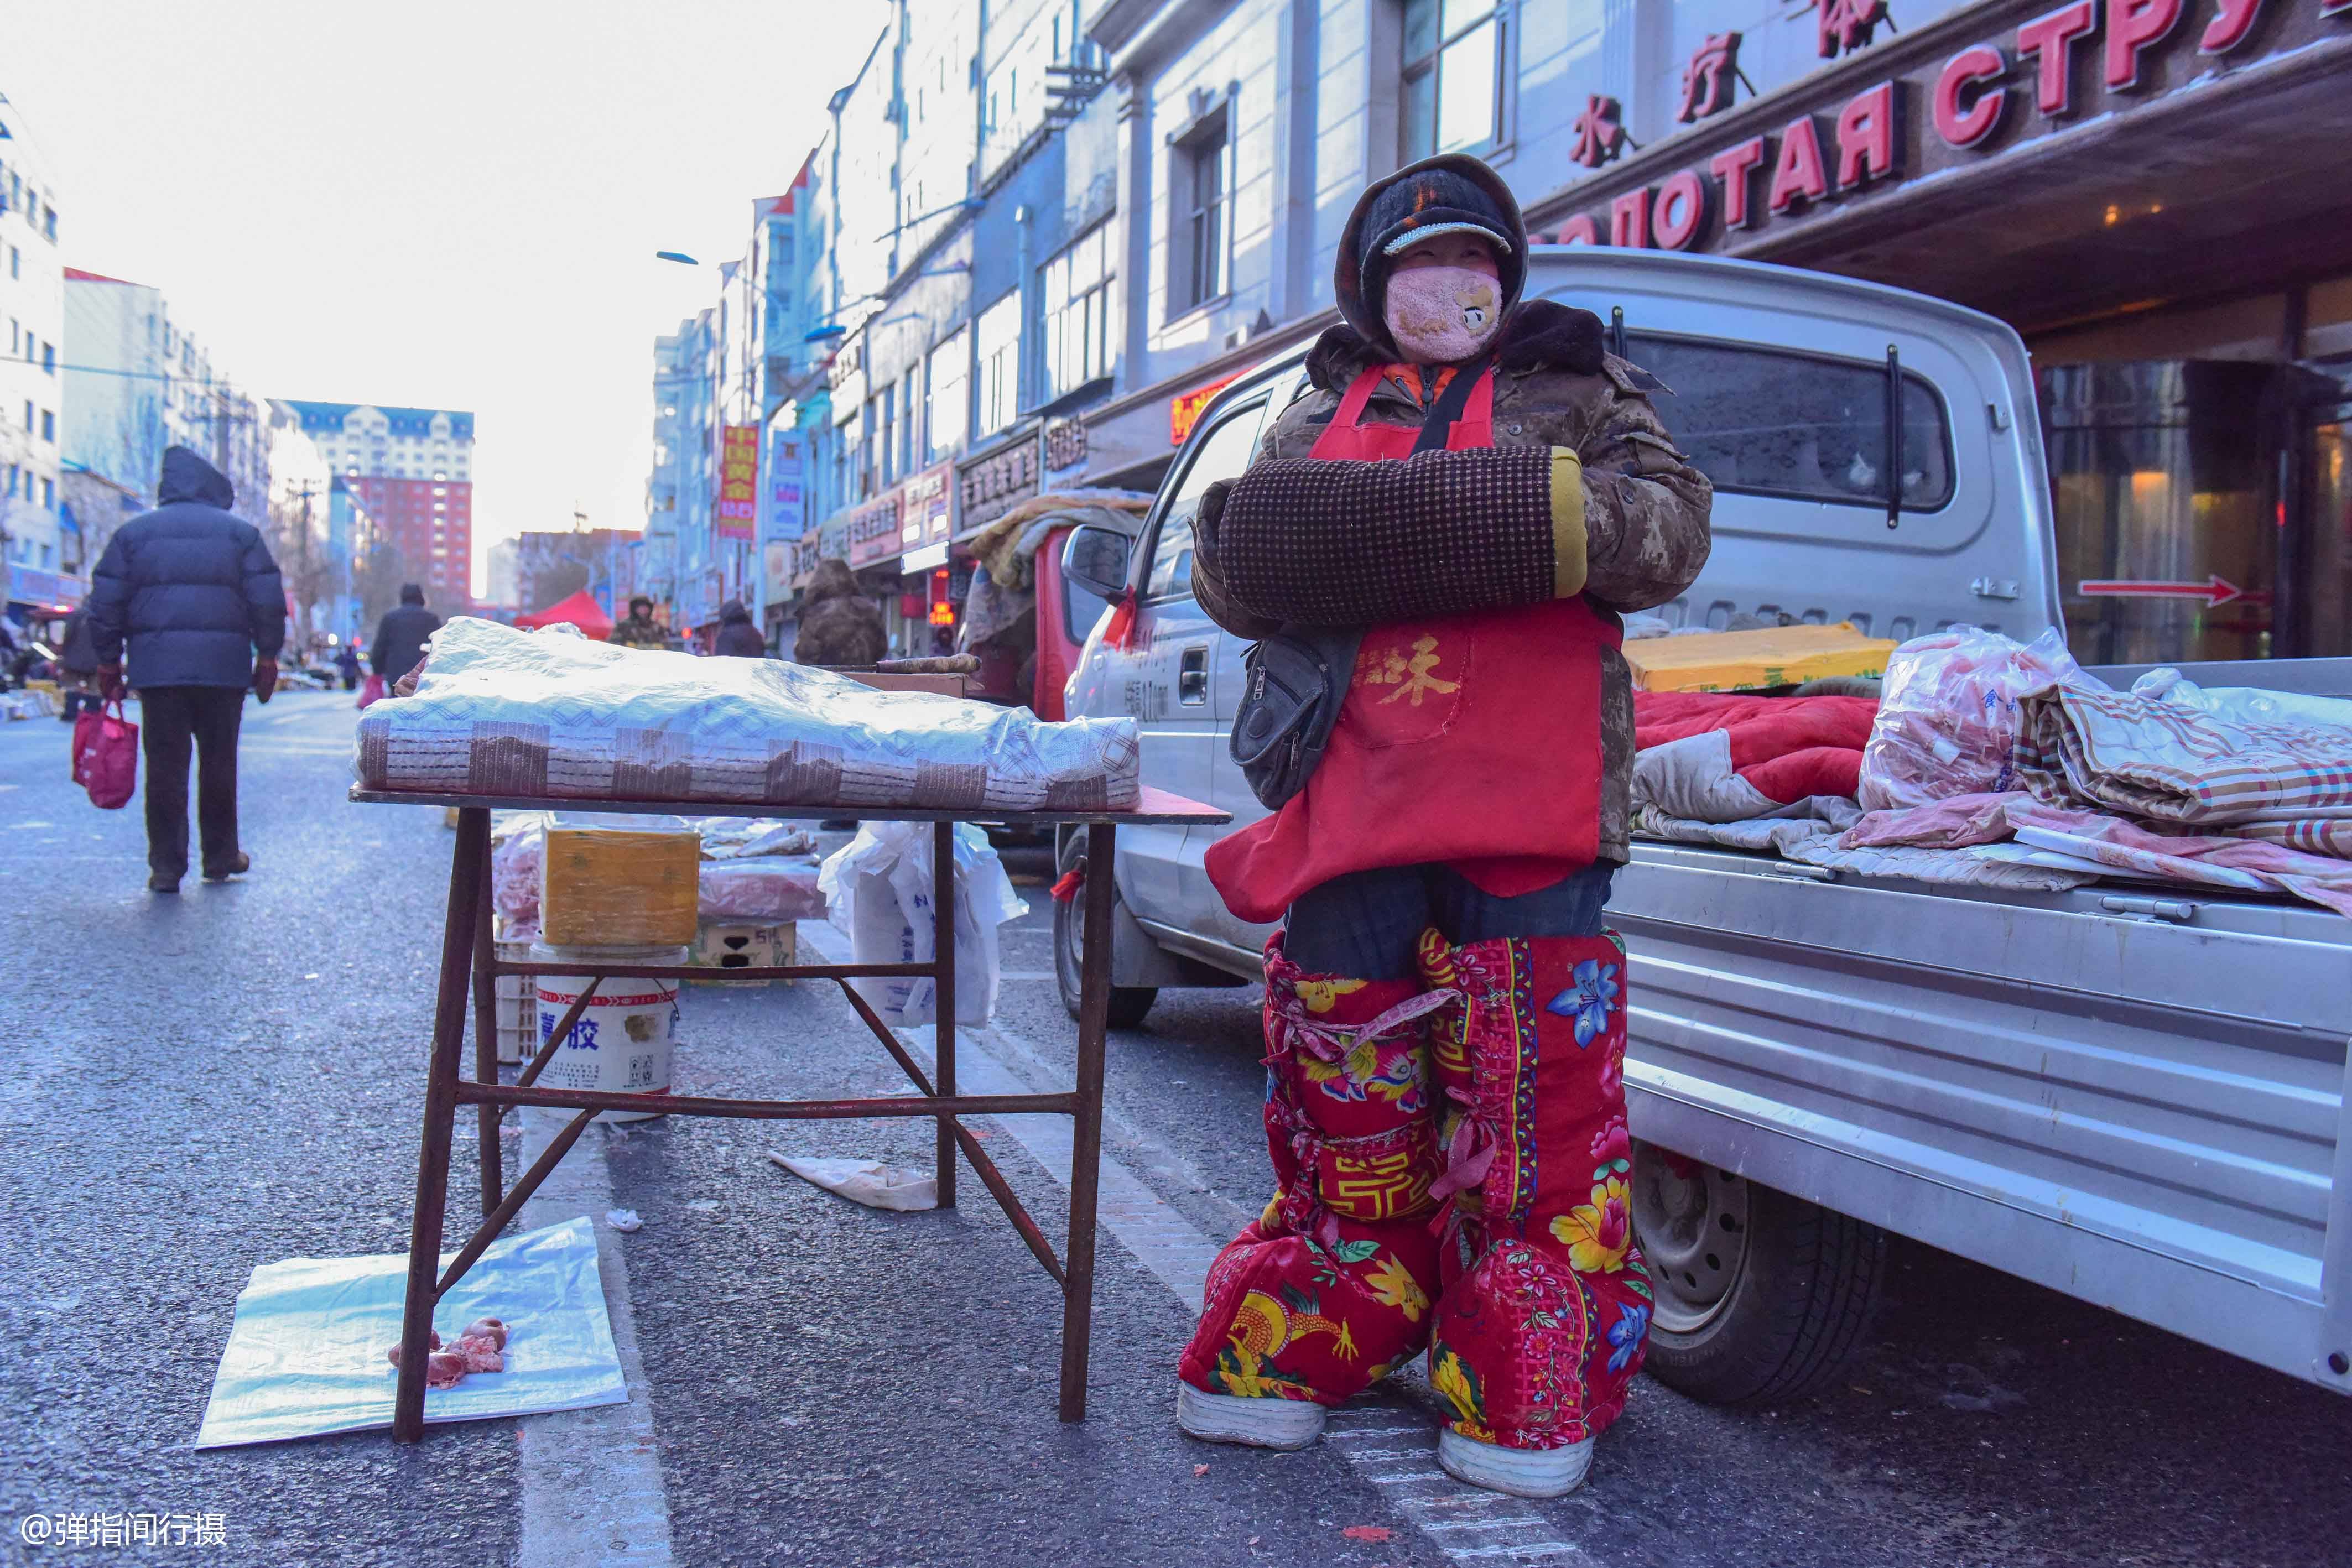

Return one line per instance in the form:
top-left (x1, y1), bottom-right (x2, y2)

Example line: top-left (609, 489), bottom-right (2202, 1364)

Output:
top-left (195, 1216), bottom-right (627, 1448)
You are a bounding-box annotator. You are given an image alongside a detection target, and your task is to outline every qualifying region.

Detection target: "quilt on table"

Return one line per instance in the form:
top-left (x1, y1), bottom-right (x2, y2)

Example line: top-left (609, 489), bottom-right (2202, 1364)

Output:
top-left (354, 617), bottom-right (1139, 810)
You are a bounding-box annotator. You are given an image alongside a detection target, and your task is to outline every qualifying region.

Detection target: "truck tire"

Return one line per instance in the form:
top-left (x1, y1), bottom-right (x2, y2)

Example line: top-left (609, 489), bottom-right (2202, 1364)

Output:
top-left (1054, 861), bottom-right (1157, 1029)
top-left (1630, 1141), bottom-right (1886, 1404)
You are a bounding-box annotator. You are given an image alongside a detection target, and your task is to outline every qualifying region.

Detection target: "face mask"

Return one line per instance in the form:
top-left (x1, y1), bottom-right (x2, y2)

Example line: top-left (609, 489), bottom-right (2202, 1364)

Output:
top-left (1382, 265), bottom-right (1503, 363)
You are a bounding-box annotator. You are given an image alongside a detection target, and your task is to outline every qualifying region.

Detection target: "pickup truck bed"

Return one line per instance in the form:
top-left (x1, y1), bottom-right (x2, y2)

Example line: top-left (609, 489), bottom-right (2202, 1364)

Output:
top-left (1614, 829), bottom-right (2352, 1392)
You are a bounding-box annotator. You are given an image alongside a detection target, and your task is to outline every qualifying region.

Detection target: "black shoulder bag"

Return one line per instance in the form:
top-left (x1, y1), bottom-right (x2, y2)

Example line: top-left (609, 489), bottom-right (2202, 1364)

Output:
top-left (1229, 358), bottom-right (1492, 810)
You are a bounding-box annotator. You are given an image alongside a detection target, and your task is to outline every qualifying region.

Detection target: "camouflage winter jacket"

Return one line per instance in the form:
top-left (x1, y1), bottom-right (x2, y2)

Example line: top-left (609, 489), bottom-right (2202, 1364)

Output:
top-left (607, 614), bottom-right (669, 650)
top-left (1190, 299), bottom-right (1713, 864)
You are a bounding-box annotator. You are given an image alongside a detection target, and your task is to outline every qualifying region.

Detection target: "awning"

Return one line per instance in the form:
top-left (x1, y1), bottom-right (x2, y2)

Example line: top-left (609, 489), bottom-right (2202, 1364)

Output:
top-left (514, 590), bottom-right (613, 639)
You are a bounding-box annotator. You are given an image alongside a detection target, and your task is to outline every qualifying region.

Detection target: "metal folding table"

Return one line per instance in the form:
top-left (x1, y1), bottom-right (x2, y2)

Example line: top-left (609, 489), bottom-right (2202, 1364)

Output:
top-left (350, 786), bottom-right (1226, 1442)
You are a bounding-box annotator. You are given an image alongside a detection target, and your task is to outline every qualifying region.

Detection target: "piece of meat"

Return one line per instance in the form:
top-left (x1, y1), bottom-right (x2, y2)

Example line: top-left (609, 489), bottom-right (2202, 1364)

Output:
top-left (386, 1317), bottom-right (513, 1385)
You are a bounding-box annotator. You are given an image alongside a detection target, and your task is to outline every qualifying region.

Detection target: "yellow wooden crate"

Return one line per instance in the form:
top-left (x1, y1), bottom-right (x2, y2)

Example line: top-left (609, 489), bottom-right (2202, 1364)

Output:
top-left (1624, 623), bottom-right (1897, 694)
top-left (541, 826), bottom-right (701, 947)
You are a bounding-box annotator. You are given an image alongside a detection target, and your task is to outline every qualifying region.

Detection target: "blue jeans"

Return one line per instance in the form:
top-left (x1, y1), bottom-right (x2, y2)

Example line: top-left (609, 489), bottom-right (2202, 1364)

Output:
top-left (1282, 861), bottom-right (1616, 980)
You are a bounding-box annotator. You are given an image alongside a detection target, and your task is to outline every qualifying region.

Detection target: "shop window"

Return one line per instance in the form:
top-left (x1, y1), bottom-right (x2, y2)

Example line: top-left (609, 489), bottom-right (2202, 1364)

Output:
top-left (976, 291), bottom-right (1022, 436)
top-left (928, 329), bottom-right (969, 460)
top-left (1043, 222), bottom-right (1117, 400)
top-left (1622, 332), bottom-right (1954, 513)
top-left (1403, 0), bottom-right (1504, 160)
top-left (1169, 112), bottom-right (1230, 317)
top-left (1144, 399), bottom-right (1266, 601)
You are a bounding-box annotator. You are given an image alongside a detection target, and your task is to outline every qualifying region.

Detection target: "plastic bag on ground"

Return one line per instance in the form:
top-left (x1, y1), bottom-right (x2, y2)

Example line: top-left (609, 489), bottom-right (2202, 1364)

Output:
top-left (818, 821), bottom-right (1027, 1026)
top-left (698, 858), bottom-right (826, 921)
top-left (769, 1153), bottom-right (937, 1211)
top-left (1857, 627), bottom-right (2095, 812)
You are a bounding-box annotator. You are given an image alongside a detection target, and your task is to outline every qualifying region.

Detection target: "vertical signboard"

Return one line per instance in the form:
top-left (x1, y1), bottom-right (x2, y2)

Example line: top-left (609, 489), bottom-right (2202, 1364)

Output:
top-left (763, 429), bottom-right (806, 541)
top-left (715, 424), bottom-right (759, 541)
top-left (899, 462), bottom-right (955, 549)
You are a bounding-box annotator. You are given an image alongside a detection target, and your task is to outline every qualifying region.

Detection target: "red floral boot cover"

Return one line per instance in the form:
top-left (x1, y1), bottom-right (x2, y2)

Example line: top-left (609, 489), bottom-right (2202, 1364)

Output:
top-left (1417, 930), bottom-right (1652, 1449)
top-left (1178, 934), bottom-right (1453, 1406)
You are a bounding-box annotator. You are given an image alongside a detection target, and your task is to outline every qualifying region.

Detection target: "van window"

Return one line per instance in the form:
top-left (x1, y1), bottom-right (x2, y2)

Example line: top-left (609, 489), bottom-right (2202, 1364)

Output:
top-left (1145, 399), bottom-right (1266, 600)
top-left (1625, 333), bottom-right (1954, 513)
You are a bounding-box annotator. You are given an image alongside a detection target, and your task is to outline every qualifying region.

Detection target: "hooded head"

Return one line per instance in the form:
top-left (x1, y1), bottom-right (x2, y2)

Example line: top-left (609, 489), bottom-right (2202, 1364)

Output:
top-left (629, 595), bottom-right (654, 618)
top-left (1334, 154), bottom-right (1527, 364)
top-left (720, 599), bottom-right (751, 624)
top-left (157, 446), bottom-right (236, 509)
top-left (804, 558), bottom-right (865, 605)
top-left (400, 584), bottom-right (426, 607)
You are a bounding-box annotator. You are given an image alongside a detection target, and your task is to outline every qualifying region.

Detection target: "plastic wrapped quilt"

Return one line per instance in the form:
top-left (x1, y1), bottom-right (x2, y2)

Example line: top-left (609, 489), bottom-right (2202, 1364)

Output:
top-left (353, 617), bottom-right (1138, 810)
top-left (1856, 627), bottom-right (2089, 812)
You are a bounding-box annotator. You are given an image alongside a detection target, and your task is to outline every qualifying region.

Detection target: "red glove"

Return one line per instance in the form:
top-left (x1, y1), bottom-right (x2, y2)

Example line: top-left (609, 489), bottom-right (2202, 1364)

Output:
top-left (97, 665), bottom-right (124, 702)
top-left (252, 658), bottom-right (278, 704)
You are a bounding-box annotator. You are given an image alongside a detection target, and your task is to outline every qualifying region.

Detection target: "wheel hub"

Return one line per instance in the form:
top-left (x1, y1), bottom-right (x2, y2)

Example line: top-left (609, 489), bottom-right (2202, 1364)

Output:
top-left (1630, 1141), bottom-right (1749, 1334)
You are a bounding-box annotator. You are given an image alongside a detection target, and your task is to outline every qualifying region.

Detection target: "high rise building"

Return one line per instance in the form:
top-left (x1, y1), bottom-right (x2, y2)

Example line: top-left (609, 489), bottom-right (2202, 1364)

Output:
top-left (280, 401), bottom-right (476, 610)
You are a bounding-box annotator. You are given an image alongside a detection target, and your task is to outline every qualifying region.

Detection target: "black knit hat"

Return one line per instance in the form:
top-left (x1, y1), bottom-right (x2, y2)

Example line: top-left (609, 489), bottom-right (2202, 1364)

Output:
top-left (1335, 154), bottom-right (1527, 356)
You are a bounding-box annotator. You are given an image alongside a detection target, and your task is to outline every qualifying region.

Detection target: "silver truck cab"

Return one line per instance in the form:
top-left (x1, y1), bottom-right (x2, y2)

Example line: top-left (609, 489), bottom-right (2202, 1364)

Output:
top-left (1057, 251), bottom-right (2352, 1407)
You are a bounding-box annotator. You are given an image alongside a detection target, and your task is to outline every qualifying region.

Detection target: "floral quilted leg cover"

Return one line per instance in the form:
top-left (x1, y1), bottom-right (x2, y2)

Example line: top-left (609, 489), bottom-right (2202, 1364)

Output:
top-left (1177, 934), bottom-right (1451, 1442)
top-left (1416, 930), bottom-right (1651, 1492)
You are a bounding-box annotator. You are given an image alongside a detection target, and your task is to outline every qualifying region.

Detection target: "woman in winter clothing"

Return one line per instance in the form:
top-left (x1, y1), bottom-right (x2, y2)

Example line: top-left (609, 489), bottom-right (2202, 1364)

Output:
top-left (1174, 155), bottom-right (1711, 1498)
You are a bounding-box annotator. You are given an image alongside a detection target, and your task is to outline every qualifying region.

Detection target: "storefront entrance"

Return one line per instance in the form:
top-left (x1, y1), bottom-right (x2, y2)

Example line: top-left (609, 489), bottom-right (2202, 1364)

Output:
top-left (2042, 360), bottom-right (2352, 666)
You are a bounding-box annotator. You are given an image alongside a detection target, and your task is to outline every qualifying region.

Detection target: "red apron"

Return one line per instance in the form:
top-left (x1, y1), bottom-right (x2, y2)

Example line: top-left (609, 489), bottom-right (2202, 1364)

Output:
top-left (1206, 366), bottom-right (1621, 925)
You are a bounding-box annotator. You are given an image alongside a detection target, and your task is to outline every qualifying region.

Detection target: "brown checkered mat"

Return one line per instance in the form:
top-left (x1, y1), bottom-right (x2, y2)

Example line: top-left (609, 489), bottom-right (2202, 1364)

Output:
top-left (353, 617), bottom-right (1138, 810)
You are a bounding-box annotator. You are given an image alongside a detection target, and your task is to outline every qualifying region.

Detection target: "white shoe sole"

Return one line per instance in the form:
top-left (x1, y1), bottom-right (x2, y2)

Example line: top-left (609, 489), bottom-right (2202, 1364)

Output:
top-left (1175, 1382), bottom-right (1326, 1451)
top-left (1437, 1427), bottom-right (1594, 1498)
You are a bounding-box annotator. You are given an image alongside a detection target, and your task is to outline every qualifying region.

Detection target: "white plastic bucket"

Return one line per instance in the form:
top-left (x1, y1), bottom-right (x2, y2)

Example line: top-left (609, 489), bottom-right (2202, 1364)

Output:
top-left (529, 942), bottom-right (686, 1122)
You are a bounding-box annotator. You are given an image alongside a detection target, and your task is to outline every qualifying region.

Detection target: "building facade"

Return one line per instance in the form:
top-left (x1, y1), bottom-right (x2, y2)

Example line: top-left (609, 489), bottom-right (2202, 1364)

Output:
top-left (730, 0), bottom-right (2352, 670)
top-left (1, 105), bottom-right (68, 610)
top-left (61, 269), bottom-right (270, 538)
top-left (279, 401), bottom-right (476, 612)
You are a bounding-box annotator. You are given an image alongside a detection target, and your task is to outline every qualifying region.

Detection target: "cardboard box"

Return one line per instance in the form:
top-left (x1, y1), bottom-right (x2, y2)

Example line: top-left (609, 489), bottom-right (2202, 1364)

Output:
top-left (541, 826), bottom-right (700, 946)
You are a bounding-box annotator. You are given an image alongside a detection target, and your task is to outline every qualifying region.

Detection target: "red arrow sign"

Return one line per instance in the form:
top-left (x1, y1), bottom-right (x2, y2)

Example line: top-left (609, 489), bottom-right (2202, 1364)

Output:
top-left (2077, 574), bottom-right (2255, 609)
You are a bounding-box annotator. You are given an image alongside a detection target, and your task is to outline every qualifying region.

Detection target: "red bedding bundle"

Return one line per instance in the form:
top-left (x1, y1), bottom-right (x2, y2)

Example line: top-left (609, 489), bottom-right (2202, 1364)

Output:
top-left (1631, 694), bottom-right (1879, 822)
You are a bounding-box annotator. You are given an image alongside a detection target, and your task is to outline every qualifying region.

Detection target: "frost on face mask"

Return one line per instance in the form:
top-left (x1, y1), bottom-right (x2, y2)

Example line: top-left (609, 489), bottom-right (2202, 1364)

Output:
top-left (1383, 266), bottom-right (1503, 363)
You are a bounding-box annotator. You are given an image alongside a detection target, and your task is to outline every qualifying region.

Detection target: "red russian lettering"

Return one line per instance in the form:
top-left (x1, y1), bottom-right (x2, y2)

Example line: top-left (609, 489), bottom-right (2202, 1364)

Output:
top-left (2017, 1), bottom-right (2097, 117)
top-left (2105, 0), bottom-right (2181, 86)
top-left (2199, 0), bottom-right (2262, 50)
top-left (1766, 118), bottom-right (1833, 214)
top-left (1611, 189), bottom-right (1652, 248)
top-left (1652, 171), bottom-right (1709, 250)
top-left (1933, 46), bottom-right (2011, 147)
top-left (1711, 137), bottom-right (1769, 229)
top-left (1555, 215), bottom-right (1602, 245)
top-left (1835, 82), bottom-right (1903, 186)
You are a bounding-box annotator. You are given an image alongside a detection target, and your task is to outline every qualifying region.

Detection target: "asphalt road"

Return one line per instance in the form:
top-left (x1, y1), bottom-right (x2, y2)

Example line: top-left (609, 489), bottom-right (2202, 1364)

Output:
top-left (3, 689), bottom-right (2349, 1568)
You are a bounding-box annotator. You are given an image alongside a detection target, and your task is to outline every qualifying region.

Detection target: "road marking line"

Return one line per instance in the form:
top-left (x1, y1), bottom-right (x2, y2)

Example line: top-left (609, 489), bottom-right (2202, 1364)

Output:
top-left (798, 920), bottom-right (1596, 1567)
top-left (1423, 1518), bottom-right (1547, 1531)
top-left (514, 1107), bottom-right (674, 1568)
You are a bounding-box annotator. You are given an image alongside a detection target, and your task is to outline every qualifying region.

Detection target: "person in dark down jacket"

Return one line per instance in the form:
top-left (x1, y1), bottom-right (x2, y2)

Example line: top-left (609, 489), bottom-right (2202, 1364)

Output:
top-left (86, 446), bottom-right (287, 893)
top-left (1171, 157), bottom-right (1711, 1497)
top-left (712, 599), bottom-right (766, 657)
top-left (371, 584), bottom-right (440, 689)
top-left (334, 642), bottom-right (362, 690)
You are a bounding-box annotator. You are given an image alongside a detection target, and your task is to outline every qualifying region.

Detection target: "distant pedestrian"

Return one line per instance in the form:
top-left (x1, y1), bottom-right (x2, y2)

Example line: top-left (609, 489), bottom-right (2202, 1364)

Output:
top-left (85, 446), bottom-right (285, 894)
top-left (335, 642), bottom-right (361, 690)
top-left (713, 599), bottom-right (766, 658)
top-left (55, 606), bottom-right (102, 721)
top-left (608, 594), bottom-right (668, 649)
top-left (372, 584), bottom-right (441, 691)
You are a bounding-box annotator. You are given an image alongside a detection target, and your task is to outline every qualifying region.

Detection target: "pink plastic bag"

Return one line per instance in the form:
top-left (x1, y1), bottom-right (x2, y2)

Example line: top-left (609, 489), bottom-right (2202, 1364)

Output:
top-left (356, 673), bottom-right (387, 710)
top-left (1857, 628), bottom-right (2092, 812)
top-left (71, 700), bottom-right (139, 810)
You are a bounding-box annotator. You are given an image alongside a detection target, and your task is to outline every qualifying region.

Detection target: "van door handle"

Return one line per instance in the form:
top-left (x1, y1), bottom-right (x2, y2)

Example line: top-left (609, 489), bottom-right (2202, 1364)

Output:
top-left (1179, 646), bottom-right (1209, 705)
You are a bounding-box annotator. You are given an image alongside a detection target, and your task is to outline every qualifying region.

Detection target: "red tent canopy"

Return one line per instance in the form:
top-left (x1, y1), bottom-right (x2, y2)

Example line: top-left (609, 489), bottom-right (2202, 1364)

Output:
top-left (514, 590), bottom-right (613, 639)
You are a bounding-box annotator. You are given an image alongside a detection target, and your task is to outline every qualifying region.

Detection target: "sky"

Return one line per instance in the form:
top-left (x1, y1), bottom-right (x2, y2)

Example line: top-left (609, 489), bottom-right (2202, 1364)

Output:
top-left (6, 0), bottom-right (889, 596)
